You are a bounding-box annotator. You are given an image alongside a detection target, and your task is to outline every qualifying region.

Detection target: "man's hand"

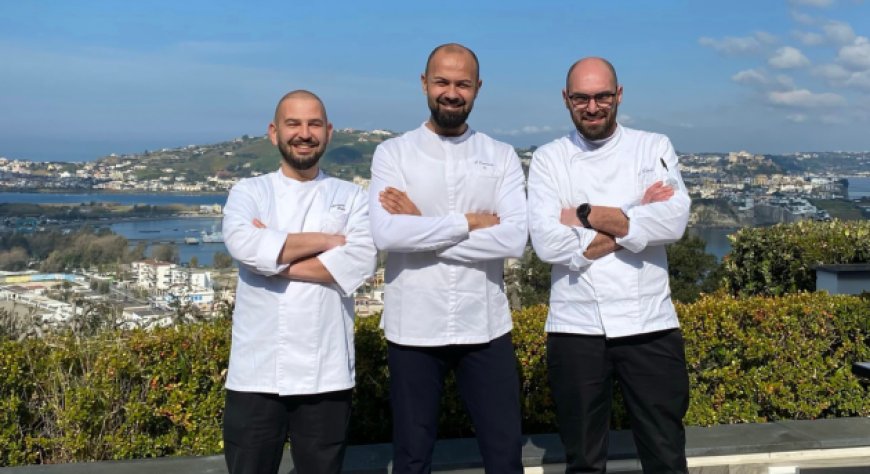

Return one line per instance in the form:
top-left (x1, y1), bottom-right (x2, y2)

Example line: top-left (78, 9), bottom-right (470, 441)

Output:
top-left (253, 219), bottom-right (345, 263)
top-left (583, 232), bottom-right (623, 260)
top-left (278, 256), bottom-right (336, 284)
top-left (465, 213), bottom-right (500, 231)
top-left (641, 181), bottom-right (674, 205)
top-left (560, 207), bottom-right (581, 227)
top-left (379, 187), bottom-right (421, 216)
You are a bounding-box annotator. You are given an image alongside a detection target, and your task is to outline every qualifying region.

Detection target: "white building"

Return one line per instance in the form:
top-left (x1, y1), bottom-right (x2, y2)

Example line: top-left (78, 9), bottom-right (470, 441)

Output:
top-left (132, 260), bottom-right (175, 292)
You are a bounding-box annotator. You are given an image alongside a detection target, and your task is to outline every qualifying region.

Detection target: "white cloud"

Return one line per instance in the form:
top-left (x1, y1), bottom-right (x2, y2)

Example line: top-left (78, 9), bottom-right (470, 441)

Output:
top-left (768, 89), bottom-right (847, 107)
top-left (823, 20), bottom-right (856, 44)
top-left (794, 30), bottom-right (826, 45)
top-left (814, 63), bottom-right (852, 80)
top-left (814, 63), bottom-right (870, 89)
top-left (789, 0), bottom-right (835, 6)
top-left (698, 32), bottom-right (777, 55)
top-left (791, 11), bottom-right (818, 25)
top-left (837, 36), bottom-right (870, 69)
top-left (786, 113), bottom-right (808, 122)
top-left (732, 69), bottom-right (795, 93)
top-left (776, 75), bottom-right (797, 88)
top-left (732, 68), bottom-right (769, 85)
top-left (844, 69), bottom-right (870, 88)
top-left (619, 114), bottom-right (635, 125)
top-left (769, 46), bottom-right (811, 68)
top-left (755, 31), bottom-right (779, 45)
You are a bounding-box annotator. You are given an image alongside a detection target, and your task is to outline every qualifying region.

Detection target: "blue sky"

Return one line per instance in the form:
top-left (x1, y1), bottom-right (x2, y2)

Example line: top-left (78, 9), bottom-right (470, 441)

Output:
top-left (2, 0), bottom-right (869, 162)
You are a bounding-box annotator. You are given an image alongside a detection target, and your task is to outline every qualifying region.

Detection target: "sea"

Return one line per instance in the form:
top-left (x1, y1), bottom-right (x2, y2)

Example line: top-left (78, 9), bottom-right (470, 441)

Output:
top-left (1, 176), bottom-right (868, 265)
top-left (0, 192), bottom-right (228, 266)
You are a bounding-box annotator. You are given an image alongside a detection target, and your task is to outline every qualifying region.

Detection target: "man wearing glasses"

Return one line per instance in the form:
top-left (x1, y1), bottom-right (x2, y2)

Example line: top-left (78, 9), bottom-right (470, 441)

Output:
top-left (527, 57), bottom-right (691, 473)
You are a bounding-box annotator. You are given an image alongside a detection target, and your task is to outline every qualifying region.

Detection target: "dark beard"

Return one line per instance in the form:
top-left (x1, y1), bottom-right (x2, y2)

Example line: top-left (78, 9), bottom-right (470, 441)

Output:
top-left (278, 140), bottom-right (324, 171)
top-left (573, 104), bottom-right (618, 141)
top-left (429, 102), bottom-right (471, 131)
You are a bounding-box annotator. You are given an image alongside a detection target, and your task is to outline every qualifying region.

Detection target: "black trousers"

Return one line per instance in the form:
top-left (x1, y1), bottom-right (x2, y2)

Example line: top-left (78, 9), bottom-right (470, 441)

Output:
top-left (222, 388), bottom-right (352, 474)
top-left (388, 332), bottom-right (524, 474)
top-left (547, 329), bottom-right (689, 474)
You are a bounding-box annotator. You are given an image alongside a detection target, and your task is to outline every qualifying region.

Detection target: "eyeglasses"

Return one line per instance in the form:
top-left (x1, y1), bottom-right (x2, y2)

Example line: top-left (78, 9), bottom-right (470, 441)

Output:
top-left (567, 91), bottom-right (617, 109)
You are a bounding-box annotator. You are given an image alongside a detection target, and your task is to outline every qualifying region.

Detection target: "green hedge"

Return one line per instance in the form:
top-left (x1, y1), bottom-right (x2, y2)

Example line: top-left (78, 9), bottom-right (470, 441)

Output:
top-left (681, 292), bottom-right (869, 424)
top-left (2, 293), bottom-right (868, 466)
top-left (723, 220), bottom-right (870, 296)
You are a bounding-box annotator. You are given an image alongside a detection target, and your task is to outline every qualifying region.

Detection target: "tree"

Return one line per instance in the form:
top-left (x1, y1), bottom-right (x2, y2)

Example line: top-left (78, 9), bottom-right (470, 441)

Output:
top-left (151, 244), bottom-right (179, 263)
top-left (213, 251), bottom-right (234, 269)
top-left (189, 256), bottom-right (199, 268)
top-left (125, 241), bottom-right (147, 262)
top-left (666, 234), bottom-right (723, 303)
top-left (0, 246), bottom-right (29, 271)
top-left (505, 247), bottom-right (552, 309)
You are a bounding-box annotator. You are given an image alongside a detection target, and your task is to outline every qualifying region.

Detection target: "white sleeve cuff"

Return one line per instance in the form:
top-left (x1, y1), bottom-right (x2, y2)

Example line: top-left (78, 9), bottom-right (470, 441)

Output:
top-left (568, 227), bottom-right (596, 271)
top-left (615, 208), bottom-right (649, 253)
top-left (433, 213), bottom-right (472, 257)
top-left (255, 228), bottom-right (291, 275)
top-left (317, 248), bottom-right (363, 297)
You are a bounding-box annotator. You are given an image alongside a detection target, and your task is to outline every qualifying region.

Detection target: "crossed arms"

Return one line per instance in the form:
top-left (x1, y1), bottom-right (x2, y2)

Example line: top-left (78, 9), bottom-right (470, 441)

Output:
top-left (223, 182), bottom-right (375, 294)
top-left (251, 218), bottom-right (343, 283)
top-left (557, 182), bottom-right (675, 259)
top-left (528, 145), bottom-right (690, 270)
top-left (368, 146), bottom-right (527, 261)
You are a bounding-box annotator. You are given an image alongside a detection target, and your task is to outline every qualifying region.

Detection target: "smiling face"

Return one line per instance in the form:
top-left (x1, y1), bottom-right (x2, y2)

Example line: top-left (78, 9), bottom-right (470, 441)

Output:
top-left (421, 45), bottom-right (482, 136)
top-left (563, 58), bottom-right (623, 141)
top-left (268, 93), bottom-right (333, 180)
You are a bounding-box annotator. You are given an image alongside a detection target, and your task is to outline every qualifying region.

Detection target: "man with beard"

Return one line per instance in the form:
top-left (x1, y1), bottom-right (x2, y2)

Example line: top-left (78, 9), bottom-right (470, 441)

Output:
top-left (368, 43), bottom-right (527, 473)
top-left (527, 57), bottom-right (691, 473)
top-left (221, 90), bottom-right (376, 474)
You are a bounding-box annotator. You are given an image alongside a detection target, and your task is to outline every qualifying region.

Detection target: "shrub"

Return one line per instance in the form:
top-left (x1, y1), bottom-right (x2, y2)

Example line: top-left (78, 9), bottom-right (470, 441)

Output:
top-left (723, 220), bottom-right (870, 296)
top-left (1, 293), bottom-right (867, 466)
top-left (681, 292), bottom-right (869, 425)
top-left (0, 322), bottom-right (231, 466)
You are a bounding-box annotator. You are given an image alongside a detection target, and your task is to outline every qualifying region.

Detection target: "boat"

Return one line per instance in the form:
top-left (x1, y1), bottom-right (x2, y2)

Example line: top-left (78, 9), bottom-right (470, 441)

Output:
top-left (184, 237), bottom-right (200, 245)
top-left (201, 226), bottom-right (224, 243)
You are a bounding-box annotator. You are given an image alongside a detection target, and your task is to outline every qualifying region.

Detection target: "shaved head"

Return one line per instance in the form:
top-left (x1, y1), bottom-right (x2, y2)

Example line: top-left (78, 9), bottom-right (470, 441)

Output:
top-left (274, 90), bottom-right (328, 124)
top-left (425, 43), bottom-right (480, 81)
top-left (566, 57), bottom-right (618, 90)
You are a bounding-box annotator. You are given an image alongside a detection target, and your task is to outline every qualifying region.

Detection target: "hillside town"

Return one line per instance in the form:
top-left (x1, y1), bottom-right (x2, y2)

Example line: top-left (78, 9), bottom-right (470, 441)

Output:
top-left (2, 133), bottom-right (868, 225)
top-left (2, 131), bottom-right (869, 335)
top-left (0, 261), bottom-right (387, 336)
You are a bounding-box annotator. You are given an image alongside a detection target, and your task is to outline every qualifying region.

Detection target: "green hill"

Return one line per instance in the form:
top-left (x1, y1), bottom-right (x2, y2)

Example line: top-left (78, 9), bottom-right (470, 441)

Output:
top-left (97, 129), bottom-right (393, 183)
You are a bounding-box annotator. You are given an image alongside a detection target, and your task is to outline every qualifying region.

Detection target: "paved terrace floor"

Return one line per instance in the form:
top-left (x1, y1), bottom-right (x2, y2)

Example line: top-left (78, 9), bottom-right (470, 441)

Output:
top-left (2, 418), bottom-right (869, 474)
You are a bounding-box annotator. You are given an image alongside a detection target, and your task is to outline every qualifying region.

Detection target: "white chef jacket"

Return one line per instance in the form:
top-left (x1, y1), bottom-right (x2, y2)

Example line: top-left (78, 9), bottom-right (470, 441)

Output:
top-left (222, 169), bottom-right (376, 395)
top-left (528, 125), bottom-right (690, 338)
top-left (369, 124), bottom-right (528, 346)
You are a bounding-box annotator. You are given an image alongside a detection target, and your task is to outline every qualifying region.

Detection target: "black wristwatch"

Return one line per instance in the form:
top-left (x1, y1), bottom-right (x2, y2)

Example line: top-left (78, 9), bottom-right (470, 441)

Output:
top-left (575, 203), bottom-right (592, 228)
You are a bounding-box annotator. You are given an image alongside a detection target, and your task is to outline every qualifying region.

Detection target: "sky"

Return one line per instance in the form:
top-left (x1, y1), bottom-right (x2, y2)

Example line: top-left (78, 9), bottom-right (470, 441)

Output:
top-left (2, 0), bottom-right (870, 162)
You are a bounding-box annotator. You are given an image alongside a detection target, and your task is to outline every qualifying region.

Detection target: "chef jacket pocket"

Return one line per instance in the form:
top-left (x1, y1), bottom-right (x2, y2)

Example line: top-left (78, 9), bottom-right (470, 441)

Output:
top-left (321, 207), bottom-right (349, 234)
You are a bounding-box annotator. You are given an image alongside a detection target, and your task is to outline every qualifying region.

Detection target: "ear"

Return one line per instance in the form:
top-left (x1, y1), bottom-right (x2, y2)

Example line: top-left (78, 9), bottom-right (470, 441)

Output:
top-left (616, 85), bottom-right (623, 106)
top-left (474, 79), bottom-right (483, 99)
top-left (420, 73), bottom-right (428, 95)
top-left (562, 89), bottom-right (571, 109)
top-left (268, 122), bottom-right (278, 146)
top-left (326, 122), bottom-right (334, 142)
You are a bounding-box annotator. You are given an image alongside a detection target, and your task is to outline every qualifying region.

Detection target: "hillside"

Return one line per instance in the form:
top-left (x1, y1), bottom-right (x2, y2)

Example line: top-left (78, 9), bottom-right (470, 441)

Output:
top-left (97, 129), bottom-right (393, 182)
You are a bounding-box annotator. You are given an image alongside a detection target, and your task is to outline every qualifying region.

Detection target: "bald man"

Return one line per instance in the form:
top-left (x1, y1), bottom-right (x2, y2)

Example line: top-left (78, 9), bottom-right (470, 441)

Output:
top-left (369, 43), bottom-right (527, 473)
top-left (221, 90), bottom-right (376, 474)
top-left (528, 58), bottom-right (691, 473)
